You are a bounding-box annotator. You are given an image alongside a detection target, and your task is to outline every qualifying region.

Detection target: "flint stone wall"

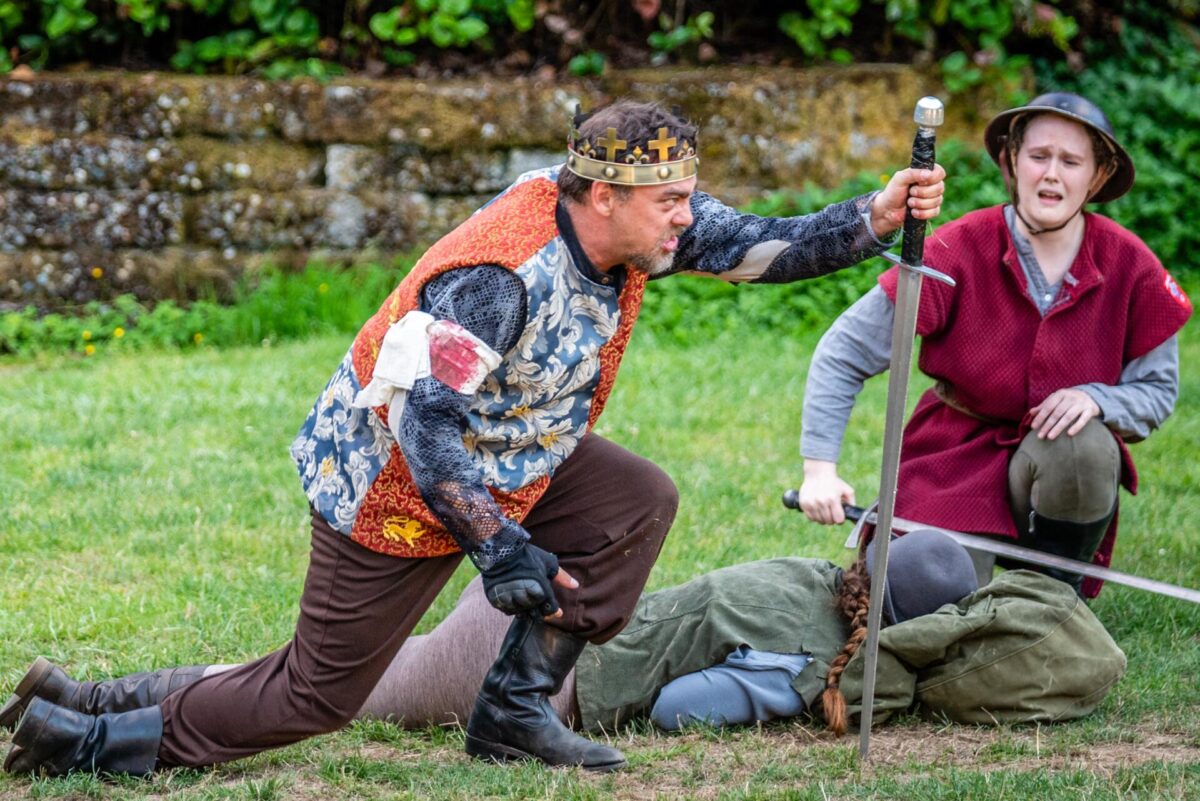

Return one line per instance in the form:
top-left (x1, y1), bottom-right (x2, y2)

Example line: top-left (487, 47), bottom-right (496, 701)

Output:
top-left (0, 67), bottom-right (1006, 309)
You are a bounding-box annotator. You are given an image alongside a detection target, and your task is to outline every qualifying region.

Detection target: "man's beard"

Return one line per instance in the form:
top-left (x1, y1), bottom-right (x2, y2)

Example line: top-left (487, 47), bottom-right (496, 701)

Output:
top-left (628, 249), bottom-right (677, 276)
top-left (627, 229), bottom-right (684, 276)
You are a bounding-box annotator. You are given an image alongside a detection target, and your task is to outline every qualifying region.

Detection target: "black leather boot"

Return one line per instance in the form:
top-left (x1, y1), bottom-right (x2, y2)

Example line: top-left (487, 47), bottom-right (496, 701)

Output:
top-left (3, 697), bottom-right (162, 777)
top-left (0, 657), bottom-right (206, 731)
top-left (466, 615), bottom-right (625, 772)
top-left (1027, 506), bottom-right (1115, 596)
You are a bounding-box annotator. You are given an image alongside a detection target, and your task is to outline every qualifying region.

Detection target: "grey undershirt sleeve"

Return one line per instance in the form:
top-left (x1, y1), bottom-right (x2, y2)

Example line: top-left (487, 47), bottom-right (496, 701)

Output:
top-left (649, 646), bottom-right (812, 731)
top-left (799, 286), bottom-right (1179, 462)
top-left (800, 285), bottom-right (894, 463)
top-left (1075, 335), bottom-right (1179, 442)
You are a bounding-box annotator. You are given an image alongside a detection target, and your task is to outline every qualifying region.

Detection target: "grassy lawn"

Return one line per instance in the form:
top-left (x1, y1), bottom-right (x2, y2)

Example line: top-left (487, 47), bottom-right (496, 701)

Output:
top-left (1, 303), bottom-right (1198, 799)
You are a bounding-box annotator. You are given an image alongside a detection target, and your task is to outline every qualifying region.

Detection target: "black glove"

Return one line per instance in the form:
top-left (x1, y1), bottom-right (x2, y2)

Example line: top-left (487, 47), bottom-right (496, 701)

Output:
top-left (480, 542), bottom-right (561, 616)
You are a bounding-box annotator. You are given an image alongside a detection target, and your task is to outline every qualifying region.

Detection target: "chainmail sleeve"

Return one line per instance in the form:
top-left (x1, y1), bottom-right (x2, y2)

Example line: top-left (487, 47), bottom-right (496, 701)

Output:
top-left (669, 190), bottom-right (896, 284)
top-left (395, 265), bottom-right (531, 570)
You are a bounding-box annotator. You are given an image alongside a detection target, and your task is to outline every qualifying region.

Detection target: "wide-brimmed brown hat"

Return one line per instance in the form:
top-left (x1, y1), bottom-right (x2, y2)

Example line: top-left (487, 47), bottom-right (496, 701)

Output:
top-left (984, 92), bottom-right (1135, 203)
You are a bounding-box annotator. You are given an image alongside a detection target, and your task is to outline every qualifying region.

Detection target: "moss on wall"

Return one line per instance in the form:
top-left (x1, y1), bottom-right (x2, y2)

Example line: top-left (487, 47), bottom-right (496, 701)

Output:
top-left (0, 67), bottom-right (1013, 309)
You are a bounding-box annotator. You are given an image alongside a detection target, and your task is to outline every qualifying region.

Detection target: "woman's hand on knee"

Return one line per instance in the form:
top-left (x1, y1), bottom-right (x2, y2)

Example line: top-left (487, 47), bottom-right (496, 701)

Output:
top-left (1029, 389), bottom-right (1102, 441)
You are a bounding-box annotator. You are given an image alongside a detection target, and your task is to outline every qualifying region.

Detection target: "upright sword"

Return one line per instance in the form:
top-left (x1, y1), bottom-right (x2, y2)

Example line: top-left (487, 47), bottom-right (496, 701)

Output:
top-left (857, 96), bottom-right (953, 761)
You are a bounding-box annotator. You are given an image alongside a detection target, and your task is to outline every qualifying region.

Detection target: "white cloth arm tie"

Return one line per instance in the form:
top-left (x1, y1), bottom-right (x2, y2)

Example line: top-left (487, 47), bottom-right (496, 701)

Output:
top-left (353, 310), bottom-right (502, 442)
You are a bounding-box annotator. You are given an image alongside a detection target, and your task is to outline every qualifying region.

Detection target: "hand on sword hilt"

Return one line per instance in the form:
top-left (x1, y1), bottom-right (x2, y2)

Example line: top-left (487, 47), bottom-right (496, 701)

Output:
top-left (780, 490), bottom-right (865, 524)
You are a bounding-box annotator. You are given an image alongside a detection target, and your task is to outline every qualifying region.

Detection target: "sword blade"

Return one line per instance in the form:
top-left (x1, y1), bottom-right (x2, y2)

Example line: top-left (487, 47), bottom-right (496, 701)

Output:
top-left (845, 507), bottom-right (1200, 605)
top-left (857, 255), bottom-right (923, 760)
top-left (858, 98), bottom-right (942, 761)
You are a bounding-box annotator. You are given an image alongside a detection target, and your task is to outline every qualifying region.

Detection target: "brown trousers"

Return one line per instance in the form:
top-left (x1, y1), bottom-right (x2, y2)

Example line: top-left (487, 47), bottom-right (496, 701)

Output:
top-left (355, 577), bottom-right (568, 729)
top-left (156, 434), bottom-right (677, 768)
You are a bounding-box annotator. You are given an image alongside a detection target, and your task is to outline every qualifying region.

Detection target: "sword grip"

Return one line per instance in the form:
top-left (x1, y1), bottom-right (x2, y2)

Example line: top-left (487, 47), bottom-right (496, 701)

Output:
top-left (900, 125), bottom-right (936, 267)
top-left (780, 491), bottom-right (866, 524)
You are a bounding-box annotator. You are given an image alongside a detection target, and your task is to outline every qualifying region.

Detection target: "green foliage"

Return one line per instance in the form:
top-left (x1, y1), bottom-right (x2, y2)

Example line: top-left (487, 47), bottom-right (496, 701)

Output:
top-left (648, 10), bottom-right (714, 55)
top-left (778, 0), bottom-right (1074, 99)
top-left (361, 0), bottom-right (534, 61)
top-left (567, 49), bottom-right (605, 76)
top-left (0, 0), bottom-right (1144, 79)
top-left (368, 0), bottom-right (493, 54)
top-left (0, 0), bottom-right (23, 70)
top-left (779, 0), bottom-right (860, 62)
top-left (120, 0), bottom-right (170, 37)
top-left (41, 0), bottom-right (96, 40)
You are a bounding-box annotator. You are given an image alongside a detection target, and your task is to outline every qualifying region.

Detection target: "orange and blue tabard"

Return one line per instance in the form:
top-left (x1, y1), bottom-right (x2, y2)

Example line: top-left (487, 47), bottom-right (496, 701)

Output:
top-left (290, 167), bottom-right (647, 558)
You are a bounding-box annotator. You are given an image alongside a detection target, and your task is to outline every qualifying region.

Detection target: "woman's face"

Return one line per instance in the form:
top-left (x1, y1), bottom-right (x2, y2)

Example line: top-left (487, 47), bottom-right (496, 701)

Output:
top-left (1013, 114), bottom-right (1103, 231)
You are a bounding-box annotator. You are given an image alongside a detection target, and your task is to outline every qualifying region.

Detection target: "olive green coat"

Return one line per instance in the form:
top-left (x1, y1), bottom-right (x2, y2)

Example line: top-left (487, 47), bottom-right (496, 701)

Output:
top-left (840, 569), bottom-right (1127, 726)
top-left (574, 558), bottom-right (848, 732)
top-left (575, 561), bottom-right (1125, 732)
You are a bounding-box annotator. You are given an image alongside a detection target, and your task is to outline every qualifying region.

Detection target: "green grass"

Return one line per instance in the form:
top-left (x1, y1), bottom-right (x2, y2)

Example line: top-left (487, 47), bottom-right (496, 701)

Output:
top-left (1, 304), bottom-right (1198, 799)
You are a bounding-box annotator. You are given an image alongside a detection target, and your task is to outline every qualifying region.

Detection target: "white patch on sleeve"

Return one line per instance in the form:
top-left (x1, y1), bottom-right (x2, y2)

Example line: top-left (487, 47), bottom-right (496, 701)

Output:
top-left (687, 240), bottom-right (791, 283)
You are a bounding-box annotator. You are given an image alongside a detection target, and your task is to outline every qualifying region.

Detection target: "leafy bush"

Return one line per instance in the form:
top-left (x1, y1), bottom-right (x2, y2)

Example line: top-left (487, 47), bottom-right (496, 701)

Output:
top-left (0, 0), bottom-right (1183, 89)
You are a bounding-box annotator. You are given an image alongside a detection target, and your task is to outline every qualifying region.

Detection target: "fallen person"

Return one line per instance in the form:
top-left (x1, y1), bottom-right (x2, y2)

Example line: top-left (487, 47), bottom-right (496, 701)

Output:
top-left (6, 530), bottom-right (1125, 743)
top-left (354, 530), bottom-right (1125, 734)
top-left (796, 93), bottom-right (1192, 596)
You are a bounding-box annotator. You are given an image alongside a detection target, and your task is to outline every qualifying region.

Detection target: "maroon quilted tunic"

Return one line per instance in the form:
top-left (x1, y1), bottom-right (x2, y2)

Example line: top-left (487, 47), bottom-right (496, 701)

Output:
top-left (878, 206), bottom-right (1191, 597)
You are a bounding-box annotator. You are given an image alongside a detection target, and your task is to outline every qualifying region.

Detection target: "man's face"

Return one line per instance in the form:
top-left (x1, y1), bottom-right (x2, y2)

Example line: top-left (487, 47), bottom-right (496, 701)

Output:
top-left (1014, 114), bottom-right (1102, 231)
top-left (609, 177), bottom-right (697, 276)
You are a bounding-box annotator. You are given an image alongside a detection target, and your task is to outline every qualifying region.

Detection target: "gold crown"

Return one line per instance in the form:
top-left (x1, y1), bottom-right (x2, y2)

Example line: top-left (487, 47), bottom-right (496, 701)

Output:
top-left (566, 108), bottom-right (699, 186)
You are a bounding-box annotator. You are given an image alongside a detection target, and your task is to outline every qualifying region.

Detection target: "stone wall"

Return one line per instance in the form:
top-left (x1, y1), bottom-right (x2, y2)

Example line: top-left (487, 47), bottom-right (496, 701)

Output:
top-left (0, 67), bottom-right (1006, 309)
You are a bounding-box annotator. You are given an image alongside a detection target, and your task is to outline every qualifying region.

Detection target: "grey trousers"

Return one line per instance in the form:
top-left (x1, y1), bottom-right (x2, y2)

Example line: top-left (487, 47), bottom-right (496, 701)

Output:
top-left (969, 418), bottom-right (1120, 584)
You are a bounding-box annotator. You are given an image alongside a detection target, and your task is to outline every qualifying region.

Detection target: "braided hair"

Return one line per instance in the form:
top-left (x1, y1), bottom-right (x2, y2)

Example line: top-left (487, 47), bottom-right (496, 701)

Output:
top-left (818, 556), bottom-right (871, 736)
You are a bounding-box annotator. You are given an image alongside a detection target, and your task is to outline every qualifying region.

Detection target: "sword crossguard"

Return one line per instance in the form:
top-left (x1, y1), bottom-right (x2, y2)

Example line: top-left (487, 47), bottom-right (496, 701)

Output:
top-left (880, 250), bottom-right (956, 286)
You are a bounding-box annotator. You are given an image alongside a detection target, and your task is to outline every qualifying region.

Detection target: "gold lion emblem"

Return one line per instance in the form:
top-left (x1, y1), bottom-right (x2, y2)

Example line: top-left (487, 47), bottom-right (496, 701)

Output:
top-left (382, 516), bottom-right (425, 547)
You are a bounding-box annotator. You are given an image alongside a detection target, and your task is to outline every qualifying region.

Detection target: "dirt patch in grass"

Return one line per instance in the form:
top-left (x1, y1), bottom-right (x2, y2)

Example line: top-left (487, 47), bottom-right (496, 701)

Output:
top-left (1, 720), bottom-right (1197, 800)
top-left (853, 722), bottom-right (1200, 773)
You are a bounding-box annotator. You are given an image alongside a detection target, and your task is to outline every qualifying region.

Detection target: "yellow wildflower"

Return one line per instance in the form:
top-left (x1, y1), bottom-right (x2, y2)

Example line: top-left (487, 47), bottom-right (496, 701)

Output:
top-left (84, 344), bottom-right (96, 356)
top-left (82, 330), bottom-right (92, 341)
top-left (193, 332), bottom-right (204, 344)
top-left (90, 267), bottom-right (103, 279)
top-left (113, 326), bottom-right (125, 339)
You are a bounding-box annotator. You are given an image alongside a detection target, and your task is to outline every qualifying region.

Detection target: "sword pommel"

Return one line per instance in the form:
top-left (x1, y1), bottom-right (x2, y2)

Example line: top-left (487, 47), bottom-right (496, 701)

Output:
top-left (914, 96), bottom-right (944, 129)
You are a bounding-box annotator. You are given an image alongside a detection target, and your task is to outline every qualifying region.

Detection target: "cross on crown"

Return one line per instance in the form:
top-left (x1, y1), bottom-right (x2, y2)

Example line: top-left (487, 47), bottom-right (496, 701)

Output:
top-left (566, 109), bottom-right (699, 187)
